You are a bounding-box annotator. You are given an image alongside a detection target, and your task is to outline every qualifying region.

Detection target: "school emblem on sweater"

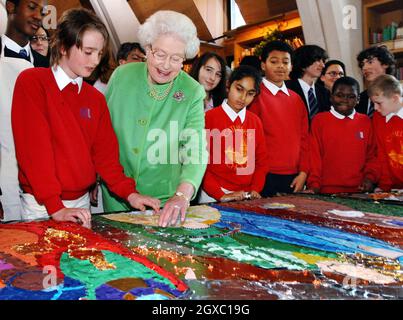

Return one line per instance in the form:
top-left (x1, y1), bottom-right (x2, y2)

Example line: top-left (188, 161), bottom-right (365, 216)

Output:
top-left (225, 125), bottom-right (248, 168)
top-left (173, 91), bottom-right (185, 102)
top-left (80, 107), bottom-right (91, 119)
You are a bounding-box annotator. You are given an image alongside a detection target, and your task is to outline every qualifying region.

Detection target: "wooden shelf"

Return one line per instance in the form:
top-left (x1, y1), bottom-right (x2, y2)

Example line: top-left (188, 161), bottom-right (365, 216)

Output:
top-left (363, 0), bottom-right (403, 81)
top-left (363, 0), bottom-right (403, 48)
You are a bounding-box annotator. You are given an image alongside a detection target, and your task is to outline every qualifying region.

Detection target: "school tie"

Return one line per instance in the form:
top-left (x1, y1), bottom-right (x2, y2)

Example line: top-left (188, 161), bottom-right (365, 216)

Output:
top-left (367, 101), bottom-right (375, 118)
top-left (308, 88), bottom-right (319, 119)
top-left (19, 49), bottom-right (29, 60)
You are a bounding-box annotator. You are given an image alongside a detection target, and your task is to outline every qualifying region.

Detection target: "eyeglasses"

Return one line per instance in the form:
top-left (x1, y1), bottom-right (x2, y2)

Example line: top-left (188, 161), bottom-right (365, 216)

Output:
top-left (149, 46), bottom-right (185, 66)
top-left (333, 93), bottom-right (357, 100)
top-left (326, 71), bottom-right (344, 77)
top-left (30, 35), bottom-right (49, 42)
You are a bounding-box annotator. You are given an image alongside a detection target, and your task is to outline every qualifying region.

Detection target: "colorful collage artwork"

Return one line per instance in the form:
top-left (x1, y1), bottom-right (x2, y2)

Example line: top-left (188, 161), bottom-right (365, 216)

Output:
top-left (0, 195), bottom-right (402, 300)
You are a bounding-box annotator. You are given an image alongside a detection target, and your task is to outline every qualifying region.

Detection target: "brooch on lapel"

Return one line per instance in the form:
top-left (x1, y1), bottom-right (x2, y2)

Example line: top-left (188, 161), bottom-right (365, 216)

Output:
top-left (173, 91), bottom-right (185, 102)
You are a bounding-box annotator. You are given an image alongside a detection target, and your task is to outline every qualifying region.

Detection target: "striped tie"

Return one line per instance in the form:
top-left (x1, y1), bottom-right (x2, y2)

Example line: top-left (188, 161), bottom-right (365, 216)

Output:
top-left (308, 88), bottom-right (318, 119)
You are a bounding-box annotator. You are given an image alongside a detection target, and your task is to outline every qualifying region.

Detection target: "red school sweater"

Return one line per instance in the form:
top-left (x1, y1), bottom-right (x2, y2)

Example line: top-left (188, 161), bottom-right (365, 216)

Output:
top-left (372, 112), bottom-right (403, 191)
top-left (308, 112), bottom-right (379, 193)
top-left (12, 68), bottom-right (136, 214)
top-left (248, 83), bottom-right (309, 175)
top-left (202, 106), bottom-right (269, 200)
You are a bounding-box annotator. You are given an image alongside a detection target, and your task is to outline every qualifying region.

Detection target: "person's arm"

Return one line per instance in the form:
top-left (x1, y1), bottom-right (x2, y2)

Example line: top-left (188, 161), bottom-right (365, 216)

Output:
top-left (306, 118), bottom-right (322, 193)
top-left (11, 70), bottom-right (65, 214)
top-left (92, 97), bottom-right (160, 212)
top-left (202, 170), bottom-right (226, 201)
top-left (159, 84), bottom-right (207, 227)
top-left (249, 117), bottom-right (269, 193)
top-left (292, 99), bottom-right (310, 192)
top-left (360, 123), bottom-right (379, 192)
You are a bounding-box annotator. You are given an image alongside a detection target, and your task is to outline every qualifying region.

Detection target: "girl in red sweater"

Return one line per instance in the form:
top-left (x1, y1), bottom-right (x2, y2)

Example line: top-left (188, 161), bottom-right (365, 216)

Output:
top-left (307, 77), bottom-right (378, 194)
top-left (368, 74), bottom-right (403, 191)
top-left (12, 9), bottom-right (160, 227)
top-left (201, 65), bottom-right (269, 203)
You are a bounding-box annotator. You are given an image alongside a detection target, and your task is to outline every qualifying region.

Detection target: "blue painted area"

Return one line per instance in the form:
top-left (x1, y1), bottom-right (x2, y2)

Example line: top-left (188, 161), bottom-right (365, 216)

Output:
top-left (212, 205), bottom-right (403, 263)
top-left (0, 275), bottom-right (86, 300)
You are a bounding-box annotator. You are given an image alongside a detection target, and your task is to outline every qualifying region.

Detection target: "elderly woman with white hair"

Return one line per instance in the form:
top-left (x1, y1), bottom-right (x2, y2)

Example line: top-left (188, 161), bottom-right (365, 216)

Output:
top-left (102, 10), bottom-right (207, 227)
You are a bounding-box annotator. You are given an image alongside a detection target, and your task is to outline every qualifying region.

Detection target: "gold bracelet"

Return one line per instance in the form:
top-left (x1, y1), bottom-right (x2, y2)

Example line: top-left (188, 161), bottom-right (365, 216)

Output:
top-left (174, 191), bottom-right (190, 203)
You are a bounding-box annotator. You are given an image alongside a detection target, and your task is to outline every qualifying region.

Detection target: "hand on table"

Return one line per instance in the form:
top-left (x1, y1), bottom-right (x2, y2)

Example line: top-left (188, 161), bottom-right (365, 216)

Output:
top-left (51, 207), bottom-right (91, 228)
top-left (127, 193), bottom-right (160, 212)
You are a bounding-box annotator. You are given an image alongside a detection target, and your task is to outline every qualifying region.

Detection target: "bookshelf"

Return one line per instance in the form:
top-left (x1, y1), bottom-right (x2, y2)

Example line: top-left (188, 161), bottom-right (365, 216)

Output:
top-left (363, 0), bottom-right (403, 82)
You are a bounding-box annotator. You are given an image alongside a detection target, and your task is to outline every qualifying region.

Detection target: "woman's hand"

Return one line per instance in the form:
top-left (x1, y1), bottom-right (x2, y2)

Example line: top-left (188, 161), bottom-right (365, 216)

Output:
top-left (127, 193), bottom-right (160, 212)
top-left (291, 172), bottom-right (307, 193)
top-left (51, 207), bottom-right (92, 229)
top-left (159, 194), bottom-right (189, 227)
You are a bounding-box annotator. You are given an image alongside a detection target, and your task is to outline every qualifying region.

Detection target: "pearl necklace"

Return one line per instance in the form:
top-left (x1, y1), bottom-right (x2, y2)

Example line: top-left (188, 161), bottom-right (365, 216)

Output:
top-left (148, 80), bottom-right (174, 101)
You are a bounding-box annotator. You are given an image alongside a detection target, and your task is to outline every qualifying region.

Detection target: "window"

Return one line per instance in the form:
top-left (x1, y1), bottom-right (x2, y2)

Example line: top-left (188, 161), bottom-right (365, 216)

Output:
top-left (229, 0), bottom-right (246, 30)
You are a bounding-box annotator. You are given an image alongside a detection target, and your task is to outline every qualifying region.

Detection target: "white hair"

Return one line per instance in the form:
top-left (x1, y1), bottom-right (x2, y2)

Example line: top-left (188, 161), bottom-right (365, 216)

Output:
top-left (138, 10), bottom-right (200, 59)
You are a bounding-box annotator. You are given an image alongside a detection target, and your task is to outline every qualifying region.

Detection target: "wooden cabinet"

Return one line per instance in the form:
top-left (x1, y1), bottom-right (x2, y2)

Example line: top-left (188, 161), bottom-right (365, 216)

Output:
top-left (363, 0), bottom-right (403, 81)
top-left (223, 11), bottom-right (303, 68)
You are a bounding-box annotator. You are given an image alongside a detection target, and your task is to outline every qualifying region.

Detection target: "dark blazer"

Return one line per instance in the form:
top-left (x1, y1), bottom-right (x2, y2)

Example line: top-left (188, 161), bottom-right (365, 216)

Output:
top-left (285, 79), bottom-right (331, 119)
top-left (0, 38), bottom-right (49, 67)
top-left (356, 90), bottom-right (373, 117)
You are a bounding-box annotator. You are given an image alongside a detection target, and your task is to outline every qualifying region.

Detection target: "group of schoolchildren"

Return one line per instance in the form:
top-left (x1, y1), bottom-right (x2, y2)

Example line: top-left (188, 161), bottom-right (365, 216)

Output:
top-left (201, 41), bottom-right (402, 203)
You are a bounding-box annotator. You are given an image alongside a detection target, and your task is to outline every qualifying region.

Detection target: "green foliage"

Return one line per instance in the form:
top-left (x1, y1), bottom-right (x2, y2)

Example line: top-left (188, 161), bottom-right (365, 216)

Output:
top-left (253, 28), bottom-right (284, 57)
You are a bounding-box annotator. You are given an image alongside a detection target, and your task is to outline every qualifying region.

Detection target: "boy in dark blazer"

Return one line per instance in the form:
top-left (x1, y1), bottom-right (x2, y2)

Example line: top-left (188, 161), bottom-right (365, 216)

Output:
top-left (286, 45), bottom-right (331, 122)
top-left (356, 45), bottom-right (396, 118)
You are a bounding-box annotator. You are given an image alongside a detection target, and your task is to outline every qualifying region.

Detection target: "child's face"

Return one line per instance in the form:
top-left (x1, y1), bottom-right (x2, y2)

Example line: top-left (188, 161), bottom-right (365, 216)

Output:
top-left (198, 57), bottom-right (222, 93)
top-left (370, 93), bottom-right (401, 116)
top-left (227, 76), bottom-right (257, 113)
top-left (60, 29), bottom-right (105, 78)
top-left (331, 84), bottom-right (358, 116)
top-left (8, 0), bottom-right (46, 37)
top-left (304, 59), bottom-right (325, 79)
top-left (360, 57), bottom-right (388, 83)
top-left (261, 50), bottom-right (291, 86)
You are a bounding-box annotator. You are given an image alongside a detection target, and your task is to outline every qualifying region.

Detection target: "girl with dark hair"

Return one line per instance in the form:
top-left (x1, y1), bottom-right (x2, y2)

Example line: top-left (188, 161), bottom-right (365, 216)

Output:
top-left (190, 52), bottom-right (227, 111)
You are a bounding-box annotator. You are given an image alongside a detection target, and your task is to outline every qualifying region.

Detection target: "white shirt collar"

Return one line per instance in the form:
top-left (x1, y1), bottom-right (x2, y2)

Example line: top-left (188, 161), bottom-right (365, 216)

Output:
top-left (262, 78), bottom-right (290, 96)
top-left (385, 107), bottom-right (403, 123)
top-left (52, 65), bottom-right (83, 93)
top-left (330, 106), bottom-right (356, 120)
top-left (221, 99), bottom-right (246, 123)
top-left (298, 78), bottom-right (316, 96)
top-left (1, 34), bottom-right (33, 64)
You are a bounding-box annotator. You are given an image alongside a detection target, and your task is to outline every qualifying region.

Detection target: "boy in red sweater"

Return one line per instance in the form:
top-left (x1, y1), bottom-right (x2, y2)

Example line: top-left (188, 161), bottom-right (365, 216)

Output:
top-left (307, 77), bottom-right (378, 194)
top-left (368, 74), bottom-right (403, 191)
top-left (249, 41), bottom-right (309, 196)
top-left (11, 9), bottom-right (160, 228)
top-left (201, 65), bottom-right (269, 203)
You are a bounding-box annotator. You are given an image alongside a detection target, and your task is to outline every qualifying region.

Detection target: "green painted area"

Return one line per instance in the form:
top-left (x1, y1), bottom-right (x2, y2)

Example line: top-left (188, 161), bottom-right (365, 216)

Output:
top-left (308, 195), bottom-right (403, 216)
top-left (95, 217), bottom-right (337, 271)
top-left (59, 250), bottom-right (175, 300)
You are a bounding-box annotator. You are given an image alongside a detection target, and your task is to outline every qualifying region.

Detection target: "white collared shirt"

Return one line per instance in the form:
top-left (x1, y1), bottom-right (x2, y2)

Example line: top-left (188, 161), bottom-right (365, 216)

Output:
top-left (221, 99), bottom-right (246, 123)
top-left (262, 78), bottom-right (290, 96)
top-left (52, 65), bottom-right (83, 93)
top-left (298, 78), bottom-right (316, 109)
top-left (1, 34), bottom-right (33, 64)
top-left (330, 106), bottom-right (356, 120)
top-left (385, 107), bottom-right (403, 123)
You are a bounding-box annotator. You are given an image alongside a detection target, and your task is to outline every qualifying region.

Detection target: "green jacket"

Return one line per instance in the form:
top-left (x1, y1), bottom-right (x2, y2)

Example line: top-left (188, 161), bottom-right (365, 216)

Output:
top-left (102, 62), bottom-right (207, 212)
